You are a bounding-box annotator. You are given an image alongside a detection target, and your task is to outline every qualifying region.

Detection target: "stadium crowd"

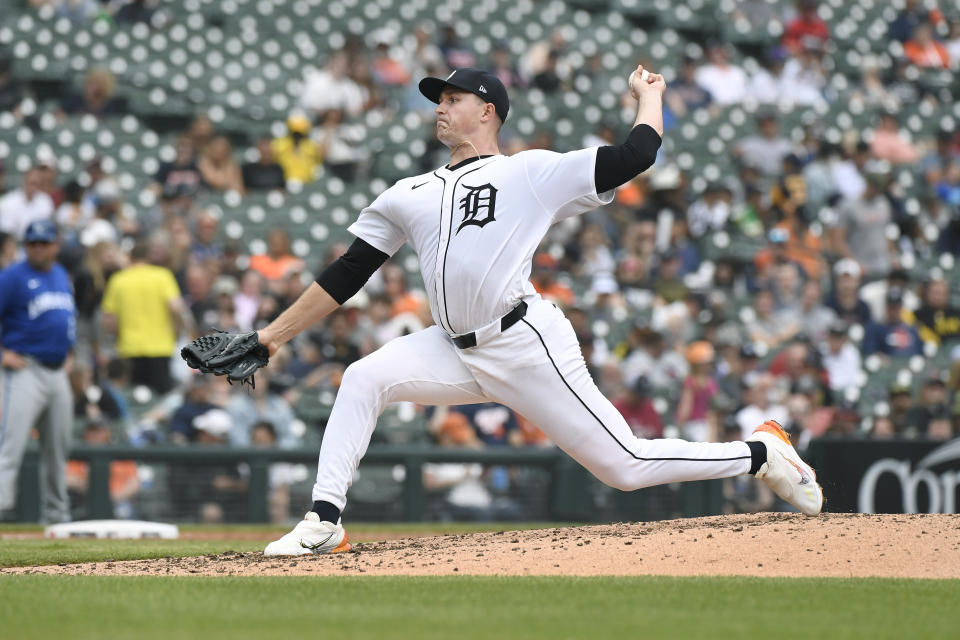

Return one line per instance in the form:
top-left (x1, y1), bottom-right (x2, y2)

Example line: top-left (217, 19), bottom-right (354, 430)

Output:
top-left (2, 0), bottom-right (960, 520)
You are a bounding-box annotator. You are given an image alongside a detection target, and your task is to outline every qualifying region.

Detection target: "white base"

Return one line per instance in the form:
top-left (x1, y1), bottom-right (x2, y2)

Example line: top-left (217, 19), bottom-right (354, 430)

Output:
top-left (44, 520), bottom-right (179, 539)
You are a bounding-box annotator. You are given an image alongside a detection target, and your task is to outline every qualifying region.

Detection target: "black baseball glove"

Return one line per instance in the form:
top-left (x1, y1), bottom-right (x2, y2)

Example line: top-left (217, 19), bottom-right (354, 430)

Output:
top-left (180, 330), bottom-right (270, 388)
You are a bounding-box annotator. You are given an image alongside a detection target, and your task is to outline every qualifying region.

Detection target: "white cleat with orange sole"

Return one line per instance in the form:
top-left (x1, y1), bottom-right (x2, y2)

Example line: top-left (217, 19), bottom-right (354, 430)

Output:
top-left (263, 512), bottom-right (352, 557)
top-left (747, 420), bottom-right (824, 516)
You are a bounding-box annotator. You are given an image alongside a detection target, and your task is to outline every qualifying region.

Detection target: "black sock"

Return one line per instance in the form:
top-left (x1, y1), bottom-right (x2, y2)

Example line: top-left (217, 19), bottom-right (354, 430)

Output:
top-left (311, 501), bottom-right (341, 523)
top-left (747, 441), bottom-right (767, 475)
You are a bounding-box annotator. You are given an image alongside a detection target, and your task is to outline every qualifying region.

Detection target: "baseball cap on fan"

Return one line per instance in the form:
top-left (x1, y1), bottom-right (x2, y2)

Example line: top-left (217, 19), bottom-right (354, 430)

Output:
top-left (419, 68), bottom-right (510, 123)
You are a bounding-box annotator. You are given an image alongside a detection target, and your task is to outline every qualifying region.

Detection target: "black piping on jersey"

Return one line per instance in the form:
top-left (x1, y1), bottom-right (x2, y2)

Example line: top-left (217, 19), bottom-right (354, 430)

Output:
top-left (519, 317), bottom-right (752, 464)
top-left (430, 170), bottom-right (449, 333)
top-left (438, 160), bottom-right (496, 335)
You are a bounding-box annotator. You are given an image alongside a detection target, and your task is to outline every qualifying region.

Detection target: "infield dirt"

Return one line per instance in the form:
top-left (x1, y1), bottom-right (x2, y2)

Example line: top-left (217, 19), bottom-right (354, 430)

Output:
top-left (5, 512), bottom-right (958, 578)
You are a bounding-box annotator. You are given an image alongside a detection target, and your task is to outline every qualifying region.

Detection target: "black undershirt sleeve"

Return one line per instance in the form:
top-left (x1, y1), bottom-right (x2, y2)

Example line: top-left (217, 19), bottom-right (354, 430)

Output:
top-left (315, 237), bottom-right (390, 305)
top-left (594, 123), bottom-right (663, 194)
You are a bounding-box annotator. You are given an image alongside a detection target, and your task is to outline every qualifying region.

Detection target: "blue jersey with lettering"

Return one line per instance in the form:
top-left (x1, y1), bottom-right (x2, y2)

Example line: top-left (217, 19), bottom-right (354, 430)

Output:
top-left (0, 260), bottom-right (76, 362)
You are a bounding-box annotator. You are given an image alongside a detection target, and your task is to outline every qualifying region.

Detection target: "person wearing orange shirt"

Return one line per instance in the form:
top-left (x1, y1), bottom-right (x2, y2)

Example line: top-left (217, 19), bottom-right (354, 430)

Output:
top-left (66, 421), bottom-right (139, 518)
top-left (249, 228), bottom-right (306, 285)
top-left (530, 253), bottom-right (575, 307)
top-left (904, 23), bottom-right (950, 68)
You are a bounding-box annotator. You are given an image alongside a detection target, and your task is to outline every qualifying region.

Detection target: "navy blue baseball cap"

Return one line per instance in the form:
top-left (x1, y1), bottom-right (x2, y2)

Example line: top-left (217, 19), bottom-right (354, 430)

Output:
top-left (419, 68), bottom-right (509, 123)
top-left (24, 219), bottom-right (58, 243)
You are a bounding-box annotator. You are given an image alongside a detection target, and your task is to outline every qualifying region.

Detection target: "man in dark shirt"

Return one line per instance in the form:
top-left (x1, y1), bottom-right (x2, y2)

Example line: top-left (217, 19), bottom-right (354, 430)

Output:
top-left (242, 138), bottom-right (286, 191)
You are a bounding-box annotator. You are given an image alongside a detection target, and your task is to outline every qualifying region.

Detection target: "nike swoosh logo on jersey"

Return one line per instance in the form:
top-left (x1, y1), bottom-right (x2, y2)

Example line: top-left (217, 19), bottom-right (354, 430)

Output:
top-left (299, 532), bottom-right (335, 550)
top-left (411, 181), bottom-right (429, 190)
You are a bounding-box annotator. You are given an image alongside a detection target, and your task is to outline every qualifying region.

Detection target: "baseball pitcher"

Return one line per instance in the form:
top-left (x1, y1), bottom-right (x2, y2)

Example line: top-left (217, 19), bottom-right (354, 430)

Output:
top-left (183, 65), bottom-right (823, 555)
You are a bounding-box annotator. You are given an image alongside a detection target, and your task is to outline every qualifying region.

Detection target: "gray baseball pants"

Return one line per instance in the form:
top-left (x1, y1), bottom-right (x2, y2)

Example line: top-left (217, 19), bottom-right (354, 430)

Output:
top-left (0, 360), bottom-right (72, 523)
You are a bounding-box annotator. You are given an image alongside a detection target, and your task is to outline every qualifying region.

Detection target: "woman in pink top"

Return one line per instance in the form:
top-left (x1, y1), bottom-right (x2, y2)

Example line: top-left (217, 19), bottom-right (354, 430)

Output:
top-left (676, 341), bottom-right (719, 442)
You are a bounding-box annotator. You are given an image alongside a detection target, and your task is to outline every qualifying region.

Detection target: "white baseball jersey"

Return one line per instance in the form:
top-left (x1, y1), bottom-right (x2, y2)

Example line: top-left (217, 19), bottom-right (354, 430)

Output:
top-left (310, 146), bottom-right (758, 515)
top-left (348, 148), bottom-right (614, 335)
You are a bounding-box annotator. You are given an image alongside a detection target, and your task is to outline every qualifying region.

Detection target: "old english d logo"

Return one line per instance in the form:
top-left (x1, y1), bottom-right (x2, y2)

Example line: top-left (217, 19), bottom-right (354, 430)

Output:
top-left (457, 183), bottom-right (498, 234)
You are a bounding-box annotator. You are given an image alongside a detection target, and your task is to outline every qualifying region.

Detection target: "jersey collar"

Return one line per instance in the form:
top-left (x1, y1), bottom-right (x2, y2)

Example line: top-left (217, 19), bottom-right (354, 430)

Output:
top-left (440, 154), bottom-right (501, 174)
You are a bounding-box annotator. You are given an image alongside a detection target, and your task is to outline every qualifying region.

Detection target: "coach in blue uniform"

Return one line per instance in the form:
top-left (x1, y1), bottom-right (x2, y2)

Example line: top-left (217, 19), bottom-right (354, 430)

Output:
top-left (0, 220), bottom-right (75, 522)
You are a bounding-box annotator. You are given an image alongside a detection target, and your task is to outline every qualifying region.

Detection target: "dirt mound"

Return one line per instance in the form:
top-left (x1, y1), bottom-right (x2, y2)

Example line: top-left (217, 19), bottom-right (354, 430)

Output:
top-left (5, 513), bottom-right (959, 578)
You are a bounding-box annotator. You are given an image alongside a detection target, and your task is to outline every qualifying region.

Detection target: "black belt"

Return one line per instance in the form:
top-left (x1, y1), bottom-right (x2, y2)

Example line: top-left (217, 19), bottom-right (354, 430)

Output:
top-left (452, 301), bottom-right (527, 349)
top-left (37, 359), bottom-right (65, 370)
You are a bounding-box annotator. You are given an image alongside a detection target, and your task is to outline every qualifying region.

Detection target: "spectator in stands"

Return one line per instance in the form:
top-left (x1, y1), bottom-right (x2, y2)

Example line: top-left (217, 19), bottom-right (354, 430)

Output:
top-left (55, 180), bottom-right (92, 244)
top-left (0, 167), bottom-right (54, 239)
top-left (797, 279), bottom-right (836, 343)
top-left (612, 376), bottom-right (663, 439)
top-left (101, 240), bottom-right (187, 394)
top-left (532, 49), bottom-right (563, 94)
top-left (379, 262), bottom-right (425, 319)
top-left (934, 157), bottom-right (960, 208)
top-left (438, 403), bottom-right (524, 448)
top-left (227, 365), bottom-right (298, 448)
top-left (272, 114), bottom-right (321, 184)
top-left (686, 182), bottom-right (732, 238)
top-left (745, 288), bottom-right (800, 349)
top-left (904, 23), bottom-right (950, 69)
top-left (78, 180), bottom-right (125, 248)
top-left (489, 41), bottom-right (523, 89)
top-left (735, 112), bottom-right (798, 177)
top-left (197, 136), bottom-right (244, 194)
top-left (242, 137), bottom-right (285, 192)
top-left (184, 114), bottom-right (215, 152)
top-left (152, 135), bottom-right (204, 197)
top-left (438, 23), bottom-right (477, 70)
top-left (911, 276), bottom-right (960, 344)
top-left (927, 411), bottom-right (954, 440)
top-left (404, 25), bottom-right (445, 79)
top-left (825, 259), bottom-right (873, 325)
top-left (663, 55), bottom-right (712, 119)
top-left (904, 374), bottom-right (950, 435)
top-left (675, 341), bottom-right (718, 442)
top-left (945, 19), bottom-right (960, 68)
top-left (250, 420), bottom-right (302, 524)
top-left (921, 129), bottom-right (960, 192)
top-left (746, 47), bottom-right (789, 105)
top-left (65, 420), bottom-right (139, 519)
top-left (371, 39), bottom-right (411, 86)
top-left (300, 50), bottom-right (366, 119)
top-left (59, 68), bottom-right (123, 119)
top-left (170, 408), bottom-right (247, 523)
top-left (0, 57), bottom-right (25, 116)
top-left (620, 328), bottom-right (689, 391)
top-left (694, 41), bottom-right (748, 105)
top-left (529, 252), bottom-right (574, 307)
top-left (168, 376), bottom-right (220, 443)
top-left (828, 161), bottom-right (895, 281)
top-left (736, 372), bottom-right (789, 440)
top-left (189, 210), bottom-right (221, 264)
top-left (312, 308), bottom-right (361, 368)
top-left (870, 112), bottom-right (921, 165)
top-left (862, 287), bottom-right (923, 357)
top-left (782, 0), bottom-right (830, 56)
top-left (889, 0), bottom-right (943, 43)
top-left (249, 228), bottom-right (305, 287)
top-left (652, 250), bottom-right (688, 304)
top-left (820, 319), bottom-right (861, 393)
top-left (778, 49), bottom-right (823, 105)
top-left (113, 0), bottom-right (157, 25)
top-left (182, 262), bottom-right (215, 329)
top-left (830, 141), bottom-right (869, 203)
top-left (316, 109), bottom-right (368, 183)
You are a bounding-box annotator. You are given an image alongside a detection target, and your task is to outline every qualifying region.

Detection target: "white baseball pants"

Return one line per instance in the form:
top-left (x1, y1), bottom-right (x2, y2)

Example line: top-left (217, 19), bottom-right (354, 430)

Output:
top-left (312, 296), bottom-right (752, 510)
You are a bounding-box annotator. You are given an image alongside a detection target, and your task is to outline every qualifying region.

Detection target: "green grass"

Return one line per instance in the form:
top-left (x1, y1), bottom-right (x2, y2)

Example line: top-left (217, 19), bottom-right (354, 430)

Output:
top-left (0, 539), bottom-right (267, 567)
top-left (1, 575), bottom-right (957, 640)
top-left (0, 523), bottom-right (570, 568)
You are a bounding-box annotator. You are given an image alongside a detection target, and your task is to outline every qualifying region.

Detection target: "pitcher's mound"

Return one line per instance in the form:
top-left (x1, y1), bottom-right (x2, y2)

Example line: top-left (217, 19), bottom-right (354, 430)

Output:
top-left (7, 513), bottom-right (959, 578)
